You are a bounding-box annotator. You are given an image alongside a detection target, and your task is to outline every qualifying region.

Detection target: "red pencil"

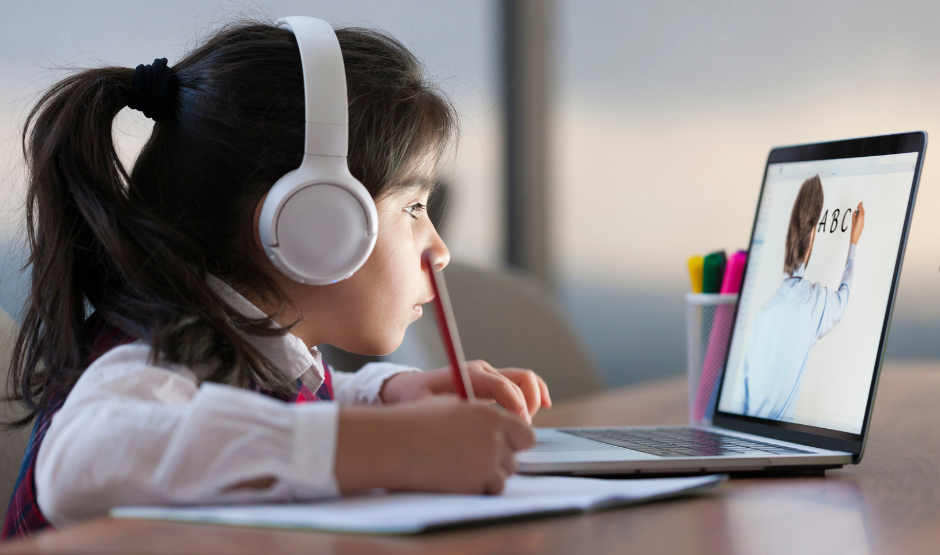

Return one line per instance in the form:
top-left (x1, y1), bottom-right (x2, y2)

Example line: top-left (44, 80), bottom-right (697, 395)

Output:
top-left (422, 249), bottom-right (475, 401)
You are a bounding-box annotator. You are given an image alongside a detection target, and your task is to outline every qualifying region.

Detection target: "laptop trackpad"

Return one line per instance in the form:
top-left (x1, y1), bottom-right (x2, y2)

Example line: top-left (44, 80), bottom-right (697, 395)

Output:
top-left (529, 428), bottom-right (624, 452)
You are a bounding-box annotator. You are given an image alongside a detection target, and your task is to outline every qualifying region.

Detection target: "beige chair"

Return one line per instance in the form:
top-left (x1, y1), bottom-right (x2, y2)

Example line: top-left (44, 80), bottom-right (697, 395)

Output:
top-left (0, 308), bottom-right (29, 521)
top-left (383, 262), bottom-right (604, 402)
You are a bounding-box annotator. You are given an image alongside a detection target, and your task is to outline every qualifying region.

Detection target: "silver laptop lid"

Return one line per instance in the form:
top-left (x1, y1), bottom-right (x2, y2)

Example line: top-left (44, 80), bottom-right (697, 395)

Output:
top-left (711, 131), bottom-right (926, 461)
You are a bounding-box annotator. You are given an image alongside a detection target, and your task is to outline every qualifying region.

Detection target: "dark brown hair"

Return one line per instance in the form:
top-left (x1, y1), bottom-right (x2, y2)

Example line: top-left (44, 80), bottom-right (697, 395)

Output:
top-left (784, 175), bottom-right (824, 276)
top-left (7, 21), bottom-right (457, 426)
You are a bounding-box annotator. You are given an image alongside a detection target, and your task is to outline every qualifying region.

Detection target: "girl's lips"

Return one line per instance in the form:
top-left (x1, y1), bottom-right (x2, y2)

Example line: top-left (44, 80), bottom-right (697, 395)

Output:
top-left (413, 304), bottom-right (423, 317)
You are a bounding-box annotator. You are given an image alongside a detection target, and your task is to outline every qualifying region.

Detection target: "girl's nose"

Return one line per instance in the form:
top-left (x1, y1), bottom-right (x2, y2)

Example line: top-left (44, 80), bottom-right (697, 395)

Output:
top-left (425, 230), bottom-right (450, 273)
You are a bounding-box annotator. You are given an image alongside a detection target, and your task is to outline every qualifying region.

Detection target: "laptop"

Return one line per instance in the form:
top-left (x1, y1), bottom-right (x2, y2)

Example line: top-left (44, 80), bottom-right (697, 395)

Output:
top-left (518, 131), bottom-right (927, 476)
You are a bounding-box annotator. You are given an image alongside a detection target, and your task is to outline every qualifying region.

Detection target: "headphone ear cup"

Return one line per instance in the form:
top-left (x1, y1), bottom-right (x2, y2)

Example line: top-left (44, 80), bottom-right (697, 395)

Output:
top-left (269, 17), bottom-right (378, 285)
top-left (264, 180), bottom-right (377, 284)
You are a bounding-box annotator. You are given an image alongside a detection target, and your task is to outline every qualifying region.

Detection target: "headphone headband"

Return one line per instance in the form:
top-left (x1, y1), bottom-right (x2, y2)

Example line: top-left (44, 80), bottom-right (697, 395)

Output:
top-left (276, 17), bottom-right (348, 157)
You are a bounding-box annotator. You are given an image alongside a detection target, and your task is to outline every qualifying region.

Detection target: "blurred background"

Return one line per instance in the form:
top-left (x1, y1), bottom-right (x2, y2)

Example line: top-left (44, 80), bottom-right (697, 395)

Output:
top-left (0, 0), bottom-right (937, 391)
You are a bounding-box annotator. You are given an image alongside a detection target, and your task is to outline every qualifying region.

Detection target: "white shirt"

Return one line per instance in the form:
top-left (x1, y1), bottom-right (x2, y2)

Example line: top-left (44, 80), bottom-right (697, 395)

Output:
top-left (35, 276), bottom-right (420, 525)
top-left (740, 244), bottom-right (856, 421)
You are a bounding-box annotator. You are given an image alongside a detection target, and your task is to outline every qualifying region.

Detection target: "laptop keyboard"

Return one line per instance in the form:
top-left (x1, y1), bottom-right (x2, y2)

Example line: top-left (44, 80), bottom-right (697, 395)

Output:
top-left (562, 427), bottom-right (812, 458)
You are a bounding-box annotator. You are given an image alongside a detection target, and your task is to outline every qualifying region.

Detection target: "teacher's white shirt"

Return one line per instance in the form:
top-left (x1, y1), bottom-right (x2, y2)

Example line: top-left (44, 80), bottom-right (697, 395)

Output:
top-left (740, 244), bottom-right (856, 421)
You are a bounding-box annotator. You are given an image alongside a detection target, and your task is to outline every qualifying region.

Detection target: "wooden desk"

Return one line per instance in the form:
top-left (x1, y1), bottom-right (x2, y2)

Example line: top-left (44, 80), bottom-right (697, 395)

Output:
top-left (5, 360), bottom-right (939, 555)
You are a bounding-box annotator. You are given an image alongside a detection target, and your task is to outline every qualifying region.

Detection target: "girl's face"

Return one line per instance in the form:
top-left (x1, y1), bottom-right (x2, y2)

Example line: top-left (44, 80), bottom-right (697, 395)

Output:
top-left (250, 151), bottom-right (450, 355)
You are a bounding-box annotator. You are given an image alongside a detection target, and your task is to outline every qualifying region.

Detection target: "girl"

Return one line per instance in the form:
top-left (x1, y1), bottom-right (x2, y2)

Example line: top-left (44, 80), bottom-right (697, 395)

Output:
top-left (3, 19), bottom-right (550, 538)
top-left (740, 175), bottom-right (864, 420)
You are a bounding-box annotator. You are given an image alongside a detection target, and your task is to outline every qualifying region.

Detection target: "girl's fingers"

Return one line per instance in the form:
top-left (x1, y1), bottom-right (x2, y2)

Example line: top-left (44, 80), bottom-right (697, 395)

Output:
top-left (503, 450), bottom-right (519, 476)
top-left (489, 366), bottom-right (552, 414)
top-left (451, 361), bottom-right (552, 418)
top-left (498, 368), bottom-right (543, 416)
top-left (495, 432), bottom-right (519, 482)
top-left (500, 411), bottom-right (537, 451)
top-left (483, 469), bottom-right (507, 495)
top-left (468, 369), bottom-right (529, 422)
top-left (465, 361), bottom-right (553, 415)
top-left (536, 374), bottom-right (552, 409)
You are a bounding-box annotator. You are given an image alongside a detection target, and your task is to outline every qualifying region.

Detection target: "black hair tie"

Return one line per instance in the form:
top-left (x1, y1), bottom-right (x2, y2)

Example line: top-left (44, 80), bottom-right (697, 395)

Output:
top-left (128, 58), bottom-right (177, 122)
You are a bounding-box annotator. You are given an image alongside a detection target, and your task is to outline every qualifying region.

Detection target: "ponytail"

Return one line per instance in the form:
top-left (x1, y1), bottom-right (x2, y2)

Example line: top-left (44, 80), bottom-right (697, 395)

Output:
top-left (13, 67), bottom-right (138, 421)
top-left (10, 65), bottom-right (295, 425)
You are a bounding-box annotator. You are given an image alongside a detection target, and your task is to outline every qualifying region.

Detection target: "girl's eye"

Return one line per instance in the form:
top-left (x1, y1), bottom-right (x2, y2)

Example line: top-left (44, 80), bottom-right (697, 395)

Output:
top-left (405, 202), bottom-right (427, 219)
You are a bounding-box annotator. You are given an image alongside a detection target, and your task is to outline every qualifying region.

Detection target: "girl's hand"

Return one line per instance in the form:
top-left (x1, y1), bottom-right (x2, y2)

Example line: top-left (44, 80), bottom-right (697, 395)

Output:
top-left (336, 397), bottom-right (536, 495)
top-left (381, 361), bottom-right (552, 423)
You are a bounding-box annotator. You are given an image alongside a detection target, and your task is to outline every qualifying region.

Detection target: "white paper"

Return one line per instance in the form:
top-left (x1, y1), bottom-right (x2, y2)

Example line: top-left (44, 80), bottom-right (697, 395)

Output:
top-left (111, 474), bottom-right (726, 534)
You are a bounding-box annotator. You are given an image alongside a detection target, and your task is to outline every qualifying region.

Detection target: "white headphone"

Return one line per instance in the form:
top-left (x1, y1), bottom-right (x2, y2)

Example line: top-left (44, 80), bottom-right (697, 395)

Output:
top-left (258, 16), bottom-right (379, 285)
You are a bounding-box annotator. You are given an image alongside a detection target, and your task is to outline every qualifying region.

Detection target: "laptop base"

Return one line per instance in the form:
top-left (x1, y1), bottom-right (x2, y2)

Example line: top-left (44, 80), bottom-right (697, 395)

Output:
top-left (519, 465), bottom-right (841, 479)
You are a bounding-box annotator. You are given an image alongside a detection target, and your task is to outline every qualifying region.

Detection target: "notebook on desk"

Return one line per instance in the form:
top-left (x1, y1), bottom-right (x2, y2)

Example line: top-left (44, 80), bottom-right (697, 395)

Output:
top-left (519, 131), bottom-right (927, 476)
top-left (111, 474), bottom-right (725, 534)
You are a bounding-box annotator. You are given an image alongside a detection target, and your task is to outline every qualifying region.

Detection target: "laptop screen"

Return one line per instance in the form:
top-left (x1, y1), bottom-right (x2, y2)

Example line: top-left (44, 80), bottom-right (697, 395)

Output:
top-left (716, 152), bottom-right (919, 434)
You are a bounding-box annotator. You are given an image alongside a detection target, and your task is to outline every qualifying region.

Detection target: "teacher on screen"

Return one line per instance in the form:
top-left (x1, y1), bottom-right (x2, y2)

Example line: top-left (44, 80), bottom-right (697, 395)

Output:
top-left (741, 175), bottom-right (865, 420)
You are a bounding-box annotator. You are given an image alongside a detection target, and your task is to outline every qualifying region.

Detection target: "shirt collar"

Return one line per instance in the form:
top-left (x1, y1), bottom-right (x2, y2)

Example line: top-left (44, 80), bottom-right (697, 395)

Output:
top-left (790, 264), bottom-right (806, 279)
top-left (206, 274), bottom-right (324, 383)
